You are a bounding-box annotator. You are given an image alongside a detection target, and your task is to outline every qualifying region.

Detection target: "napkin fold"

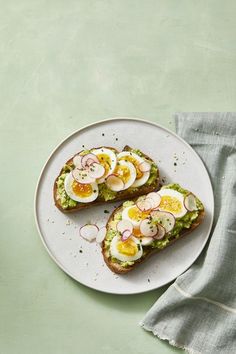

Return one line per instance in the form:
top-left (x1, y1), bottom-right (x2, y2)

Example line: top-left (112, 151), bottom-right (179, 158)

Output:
top-left (140, 113), bottom-right (236, 354)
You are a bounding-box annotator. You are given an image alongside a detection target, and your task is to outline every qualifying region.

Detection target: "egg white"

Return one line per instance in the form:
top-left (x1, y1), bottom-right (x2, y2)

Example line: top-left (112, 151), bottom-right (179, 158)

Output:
top-left (64, 172), bottom-right (98, 203)
top-left (122, 205), bottom-right (145, 229)
top-left (91, 147), bottom-right (117, 183)
top-left (140, 237), bottom-right (154, 246)
top-left (110, 236), bottom-right (143, 262)
top-left (113, 160), bottom-right (136, 190)
top-left (157, 188), bottom-right (187, 218)
top-left (117, 151), bottom-right (150, 187)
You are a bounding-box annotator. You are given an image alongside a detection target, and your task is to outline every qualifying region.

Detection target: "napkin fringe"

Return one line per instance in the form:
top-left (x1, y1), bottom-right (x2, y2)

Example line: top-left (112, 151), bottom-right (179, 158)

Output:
top-left (139, 321), bottom-right (201, 354)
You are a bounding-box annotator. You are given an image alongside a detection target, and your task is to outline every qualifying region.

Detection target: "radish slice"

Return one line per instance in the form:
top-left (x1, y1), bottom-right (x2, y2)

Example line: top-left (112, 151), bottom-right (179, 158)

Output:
top-left (154, 224), bottom-right (166, 240)
top-left (72, 168), bottom-right (96, 184)
top-left (86, 158), bottom-right (97, 167)
top-left (121, 229), bottom-right (132, 241)
top-left (146, 192), bottom-right (161, 209)
top-left (81, 153), bottom-right (99, 168)
top-left (80, 224), bottom-right (99, 242)
top-left (73, 154), bottom-right (83, 169)
top-left (150, 210), bottom-right (175, 233)
top-left (136, 198), bottom-right (153, 212)
top-left (88, 163), bottom-right (105, 179)
top-left (138, 161), bottom-right (151, 172)
top-left (117, 220), bottom-right (133, 234)
top-left (96, 227), bottom-right (107, 243)
top-left (140, 219), bottom-right (158, 237)
top-left (184, 193), bottom-right (198, 211)
top-left (106, 175), bottom-right (125, 192)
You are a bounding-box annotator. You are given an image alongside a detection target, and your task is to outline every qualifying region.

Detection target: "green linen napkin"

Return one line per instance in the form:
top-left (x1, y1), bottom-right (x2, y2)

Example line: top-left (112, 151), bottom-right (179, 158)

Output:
top-left (140, 113), bottom-right (236, 354)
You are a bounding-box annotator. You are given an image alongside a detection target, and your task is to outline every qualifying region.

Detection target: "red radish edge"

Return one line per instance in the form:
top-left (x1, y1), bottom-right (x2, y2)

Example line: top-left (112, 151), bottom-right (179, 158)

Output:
top-left (106, 174), bottom-right (125, 191)
top-left (184, 193), bottom-right (197, 211)
top-left (88, 162), bottom-right (105, 179)
top-left (72, 168), bottom-right (95, 184)
top-left (81, 153), bottom-right (99, 168)
top-left (136, 198), bottom-right (153, 212)
top-left (140, 219), bottom-right (158, 237)
top-left (146, 193), bottom-right (161, 209)
top-left (73, 154), bottom-right (83, 169)
top-left (154, 224), bottom-right (166, 239)
top-left (121, 229), bottom-right (132, 241)
top-left (96, 227), bottom-right (107, 243)
top-left (150, 210), bottom-right (176, 233)
top-left (138, 161), bottom-right (151, 172)
top-left (79, 224), bottom-right (99, 241)
top-left (116, 220), bottom-right (133, 233)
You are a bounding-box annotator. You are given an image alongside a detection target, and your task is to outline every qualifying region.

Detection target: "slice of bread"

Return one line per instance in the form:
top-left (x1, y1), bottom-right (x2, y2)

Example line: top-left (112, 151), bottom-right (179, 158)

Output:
top-left (54, 145), bottom-right (159, 213)
top-left (102, 191), bottom-right (205, 274)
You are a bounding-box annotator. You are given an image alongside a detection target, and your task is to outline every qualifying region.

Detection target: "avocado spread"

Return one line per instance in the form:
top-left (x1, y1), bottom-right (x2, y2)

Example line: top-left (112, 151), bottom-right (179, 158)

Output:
top-left (56, 149), bottom-right (158, 209)
top-left (56, 164), bottom-right (77, 209)
top-left (105, 183), bottom-right (204, 267)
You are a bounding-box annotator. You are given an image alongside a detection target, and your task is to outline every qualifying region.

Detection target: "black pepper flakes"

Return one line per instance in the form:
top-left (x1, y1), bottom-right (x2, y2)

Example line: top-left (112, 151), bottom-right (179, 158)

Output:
top-left (115, 138), bottom-right (118, 141)
top-left (104, 210), bottom-right (110, 214)
top-left (174, 162), bottom-right (177, 166)
top-left (147, 279), bottom-right (150, 283)
top-left (79, 249), bottom-right (83, 253)
top-left (102, 133), bottom-right (105, 136)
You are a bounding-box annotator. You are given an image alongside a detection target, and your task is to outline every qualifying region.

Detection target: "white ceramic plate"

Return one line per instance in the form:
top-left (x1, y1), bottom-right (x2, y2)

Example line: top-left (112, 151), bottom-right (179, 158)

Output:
top-left (35, 118), bottom-right (214, 294)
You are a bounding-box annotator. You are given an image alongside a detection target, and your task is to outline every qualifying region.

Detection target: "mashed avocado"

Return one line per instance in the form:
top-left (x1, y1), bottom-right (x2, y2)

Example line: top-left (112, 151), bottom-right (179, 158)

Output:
top-left (151, 184), bottom-right (204, 249)
top-left (56, 164), bottom-right (77, 209)
top-left (105, 183), bottom-right (204, 266)
top-left (98, 183), bottom-right (117, 201)
top-left (57, 148), bottom-right (159, 209)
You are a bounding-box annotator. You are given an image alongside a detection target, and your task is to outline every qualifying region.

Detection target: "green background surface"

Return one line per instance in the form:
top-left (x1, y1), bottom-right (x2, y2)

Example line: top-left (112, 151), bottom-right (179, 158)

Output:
top-left (1, 1), bottom-right (236, 353)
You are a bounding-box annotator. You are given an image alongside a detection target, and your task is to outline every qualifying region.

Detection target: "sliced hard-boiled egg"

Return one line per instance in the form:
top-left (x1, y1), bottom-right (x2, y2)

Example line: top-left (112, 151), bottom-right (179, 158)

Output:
top-left (64, 172), bottom-right (98, 203)
top-left (122, 205), bottom-right (150, 229)
top-left (157, 188), bottom-right (187, 218)
top-left (91, 148), bottom-right (117, 183)
top-left (110, 236), bottom-right (143, 262)
top-left (140, 237), bottom-right (154, 246)
top-left (117, 151), bottom-right (151, 187)
top-left (106, 160), bottom-right (136, 191)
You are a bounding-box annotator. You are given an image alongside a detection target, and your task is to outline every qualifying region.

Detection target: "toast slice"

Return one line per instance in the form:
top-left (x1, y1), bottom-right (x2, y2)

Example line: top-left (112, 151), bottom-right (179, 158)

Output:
top-left (102, 184), bottom-right (205, 274)
top-left (54, 146), bottom-right (159, 213)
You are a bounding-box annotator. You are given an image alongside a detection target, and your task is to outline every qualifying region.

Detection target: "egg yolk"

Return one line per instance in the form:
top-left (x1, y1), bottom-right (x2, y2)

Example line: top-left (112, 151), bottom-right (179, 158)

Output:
top-left (97, 153), bottom-right (111, 175)
top-left (128, 206), bottom-right (149, 222)
top-left (132, 228), bottom-right (142, 238)
top-left (72, 181), bottom-right (93, 197)
top-left (114, 165), bottom-right (131, 183)
top-left (159, 196), bottom-right (182, 214)
top-left (120, 156), bottom-right (143, 179)
top-left (116, 238), bottom-right (138, 256)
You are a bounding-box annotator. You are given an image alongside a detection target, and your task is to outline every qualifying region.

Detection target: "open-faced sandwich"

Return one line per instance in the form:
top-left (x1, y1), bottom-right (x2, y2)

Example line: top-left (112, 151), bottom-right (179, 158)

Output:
top-left (102, 184), bottom-right (205, 274)
top-left (54, 146), bottom-right (159, 212)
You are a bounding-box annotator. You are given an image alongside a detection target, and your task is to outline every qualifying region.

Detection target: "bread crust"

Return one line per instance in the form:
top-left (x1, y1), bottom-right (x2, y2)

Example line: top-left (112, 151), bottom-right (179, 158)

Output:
top-left (102, 197), bottom-right (205, 274)
top-left (53, 146), bottom-right (159, 213)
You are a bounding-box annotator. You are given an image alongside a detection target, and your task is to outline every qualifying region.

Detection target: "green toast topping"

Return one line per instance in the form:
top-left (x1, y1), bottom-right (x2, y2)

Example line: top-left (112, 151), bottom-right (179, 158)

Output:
top-left (56, 147), bottom-right (159, 210)
top-left (105, 183), bottom-right (204, 268)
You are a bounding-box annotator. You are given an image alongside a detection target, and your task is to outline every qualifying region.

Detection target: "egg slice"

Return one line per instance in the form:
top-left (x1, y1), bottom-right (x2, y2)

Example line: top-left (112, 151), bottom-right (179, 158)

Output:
top-left (91, 148), bottom-right (117, 183)
top-left (132, 228), bottom-right (154, 246)
top-left (157, 188), bottom-right (187, 218)
top-left (122, 205), bottom-right (150, 229)
top-left (110, 236), bottom-right (143, 262)
top-left (64, 172), bottom-right (98, 203)
top-left (117, 151), bottom-right (150, 187)
top-left (112, 160), bottom-right (136, 190)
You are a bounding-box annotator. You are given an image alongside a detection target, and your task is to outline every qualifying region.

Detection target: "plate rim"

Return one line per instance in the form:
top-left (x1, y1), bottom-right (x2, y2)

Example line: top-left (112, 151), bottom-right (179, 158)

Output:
top-left (34, 116), bottom-right (214, 295)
